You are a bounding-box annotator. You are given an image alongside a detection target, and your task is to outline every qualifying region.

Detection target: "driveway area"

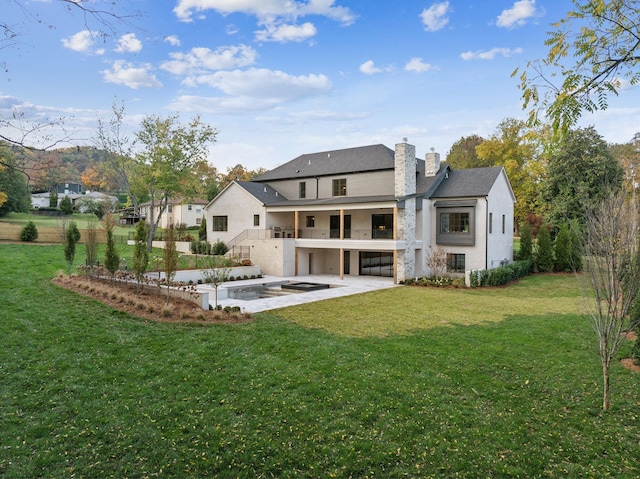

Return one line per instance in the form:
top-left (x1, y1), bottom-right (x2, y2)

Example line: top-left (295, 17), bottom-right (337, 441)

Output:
top-left (198, 274), bottom-right (398, 313)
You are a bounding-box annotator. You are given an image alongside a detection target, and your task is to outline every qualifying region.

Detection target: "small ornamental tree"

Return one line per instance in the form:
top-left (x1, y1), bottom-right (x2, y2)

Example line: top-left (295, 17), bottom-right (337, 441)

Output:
top-left (49, 190), bottom-right (58, 208)
top-left (103, 214), bottom-right (120, 283)
top-left (132, 220), bottom-right (149, 292)
top-left (64, 220), bottom-right (81, 273)
top-left (426, 245), bottom-right (448, 280)
top-left (59, 196), bottom-right (73, 215)
top-left (535, 222), bottom-right (554, 273)
top-left (518, 223), bottom-right (533, 262)
top-left (20, 221), bottom-right (38, 242)
top-left (163, 224), bottom-right (178, 301)
top-left (198, 217), bottom-right (207, 240)
top-left (85, 218), bottom-right (98, 276)
top-left (202, 256), bottom-right (231, 309)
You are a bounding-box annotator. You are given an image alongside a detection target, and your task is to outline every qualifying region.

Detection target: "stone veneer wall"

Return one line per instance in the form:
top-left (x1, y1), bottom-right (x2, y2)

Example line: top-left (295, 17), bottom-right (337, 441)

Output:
top-left (394, 140), bottom-right (417, 282)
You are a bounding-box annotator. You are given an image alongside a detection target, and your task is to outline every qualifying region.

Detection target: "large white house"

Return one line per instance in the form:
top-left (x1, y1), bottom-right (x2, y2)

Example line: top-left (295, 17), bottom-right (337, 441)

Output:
top-left (204, 140), bottom-right (515, 283)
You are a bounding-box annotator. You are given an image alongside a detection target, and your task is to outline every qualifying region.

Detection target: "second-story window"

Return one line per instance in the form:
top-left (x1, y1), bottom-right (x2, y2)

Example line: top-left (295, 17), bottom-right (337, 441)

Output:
top-left (254, 214), bottom-right (260, 226)
top-left (332, 178), bottom-right (346, 196)
top-left (299, 181), bottom-right (306, 199)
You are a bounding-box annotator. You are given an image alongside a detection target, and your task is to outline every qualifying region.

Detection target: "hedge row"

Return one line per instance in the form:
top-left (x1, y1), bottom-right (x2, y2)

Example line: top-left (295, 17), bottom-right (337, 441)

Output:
top-left (469, 259), bottom-right (532, 288)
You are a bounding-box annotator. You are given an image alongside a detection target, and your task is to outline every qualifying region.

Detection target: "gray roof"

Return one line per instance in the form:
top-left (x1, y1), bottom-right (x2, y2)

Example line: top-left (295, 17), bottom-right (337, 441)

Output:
top-left (254, 144), bottom-right (395, 181)
top-left (236, 181), bottom-right (288, 205)
top-left (430, 166), bottom-right (504, 198)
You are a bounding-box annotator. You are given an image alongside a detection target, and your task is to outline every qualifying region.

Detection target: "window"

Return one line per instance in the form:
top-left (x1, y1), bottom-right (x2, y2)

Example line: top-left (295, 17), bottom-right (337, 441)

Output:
top-left (332, 178), bottom-right (347, 196)
top-left (212, 216), bottom-right (228, 231)
top-left (299, 181), bottom-right (306, 199)
top-left (253, 214), bottom-right (260, 227)
top-left (196, 207), bottom-right (201, 213)
top-left (502, 215), bottom-right (506, 234)
top-left (435, 201), bottom-right (476, 246)
top-left (440, 212), bottom-right (469, 233)
top-left (188, 205), bottom-right (192, 211)
top-left (196, 217), bottom-right (202, 225)
top-left (306, 215), bottom-right (315, 227)
top-left (168, 205), bottom-right (173, 213)
top-left (489, 212), bottom-right (493, 234)
top-left (360, 252), bottom-right (394, 277)
top-left (372, 214), bottom-right (394, 239)
top-left (447, 253), bottom-right (465, 273)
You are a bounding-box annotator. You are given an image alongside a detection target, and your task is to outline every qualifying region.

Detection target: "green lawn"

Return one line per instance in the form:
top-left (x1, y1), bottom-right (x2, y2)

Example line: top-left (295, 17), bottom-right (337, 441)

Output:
top-left (1, 244), bottom-right (638, 478)
top-left (0, 211), bottom-right (101, 229)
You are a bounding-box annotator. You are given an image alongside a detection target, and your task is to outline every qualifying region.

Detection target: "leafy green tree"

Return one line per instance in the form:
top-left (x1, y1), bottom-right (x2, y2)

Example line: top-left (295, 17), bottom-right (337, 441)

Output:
top-left (103, 214), bottom-right (120, 282)
top-left (535, 222), bottom-right (554, 273)
top-left (132, 220), bottom-right (149, 292)
top-left (64, 221), bottom-right (81, 273)
top-left (543, 126), bottom-right (624, 226)
top-left (0, 148), bottom-right (31, 217)
top-left (518, 223), bottom-right (533, 262)
top-left (475, 118), bottom-right (550, 229)
top-left (553, 223), bottom-right (572, 272)
top-left (59, 196), bottom-right (73, 215)
top-left (515, 1), bottom-right (640, 134)
top-left (445, 135), bottom-right (487, 169)
top-left (163, 224), bottom-right (178, 301)
top-left (20, 221), bottom-right (38, 242)
top-left (135, 114), bottom-right (218, 251)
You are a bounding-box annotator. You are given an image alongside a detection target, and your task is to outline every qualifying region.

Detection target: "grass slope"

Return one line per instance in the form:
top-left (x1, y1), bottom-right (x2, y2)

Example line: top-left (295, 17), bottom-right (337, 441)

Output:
top-left (0, 244), bottom-right (638, 478)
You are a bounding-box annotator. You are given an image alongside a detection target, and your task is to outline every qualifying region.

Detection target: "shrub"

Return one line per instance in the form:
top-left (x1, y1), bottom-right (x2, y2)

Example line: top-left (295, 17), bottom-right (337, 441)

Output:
top-left (518, 223), bottom-right (533, 262)
top-left (469, 259), bottom-right (532, 288)
top-left (212, 240), bottom-right (228, 256)
top-left (632, 340), bottom-right (640, 365)
top-left (554, 223), bottom-right (572, 272)
top-left (20, 221), bottom-right (38, 242)
top-left (59, 196), bottom-right (73, 215)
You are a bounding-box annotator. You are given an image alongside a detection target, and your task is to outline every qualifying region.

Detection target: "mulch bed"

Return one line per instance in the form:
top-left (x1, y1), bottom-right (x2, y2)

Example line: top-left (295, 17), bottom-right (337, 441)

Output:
top-left (53, 274), bottom-right (254, 324)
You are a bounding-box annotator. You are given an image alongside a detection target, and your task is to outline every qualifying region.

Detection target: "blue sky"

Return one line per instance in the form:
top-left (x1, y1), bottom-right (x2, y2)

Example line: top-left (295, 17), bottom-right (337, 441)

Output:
top-left (3, 0), bottom-right (640, 172)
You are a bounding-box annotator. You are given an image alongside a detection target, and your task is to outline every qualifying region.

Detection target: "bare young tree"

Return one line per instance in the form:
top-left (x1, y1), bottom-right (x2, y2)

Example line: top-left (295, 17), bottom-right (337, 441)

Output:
top-left (579, 184), bottom-right (640, 411)
top-left (426, 245), bottom-right (448, 280)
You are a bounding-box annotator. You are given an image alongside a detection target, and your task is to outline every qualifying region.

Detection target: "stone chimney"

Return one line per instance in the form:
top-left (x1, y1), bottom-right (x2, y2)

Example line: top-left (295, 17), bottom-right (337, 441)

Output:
top-left (395, 138), bottom-right (416, 197)
top-left (425, 147), bottom-right (440, 177)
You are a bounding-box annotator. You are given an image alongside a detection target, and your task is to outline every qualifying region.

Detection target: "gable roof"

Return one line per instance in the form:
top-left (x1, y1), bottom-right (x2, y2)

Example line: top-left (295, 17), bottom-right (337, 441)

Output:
top-left (236, 181), bottom-right (288, 205)
top-left (254, 144), bottom-right (395, 181)
top-left (430, 166), bottom-right (505, 198)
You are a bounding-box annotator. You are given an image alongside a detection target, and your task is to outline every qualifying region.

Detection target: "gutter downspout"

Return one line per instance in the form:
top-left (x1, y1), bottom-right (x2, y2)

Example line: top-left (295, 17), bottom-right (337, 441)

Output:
top-left (485, 198), bottom-right (489, 270)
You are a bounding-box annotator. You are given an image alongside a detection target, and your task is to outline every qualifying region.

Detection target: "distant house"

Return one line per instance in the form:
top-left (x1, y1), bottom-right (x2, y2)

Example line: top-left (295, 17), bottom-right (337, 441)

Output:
top-left (55, 182), bottom-right (83, 195)
top-left (204, 141), bottom-right (515, 283)
top-left (31, 190), bottom-right (117, 211)
top-left (139, 197), bottom-right (207, 229)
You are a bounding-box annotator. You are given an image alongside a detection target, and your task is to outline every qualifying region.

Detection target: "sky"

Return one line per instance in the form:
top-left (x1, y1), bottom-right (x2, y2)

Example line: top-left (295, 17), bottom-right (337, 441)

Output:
top-left (3, 0), bottom-right (640, 173)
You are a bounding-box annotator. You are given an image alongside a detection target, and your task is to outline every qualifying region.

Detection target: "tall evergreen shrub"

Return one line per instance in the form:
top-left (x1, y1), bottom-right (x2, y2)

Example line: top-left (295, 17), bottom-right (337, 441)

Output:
top-left (536, 222), bottom-right (554, 273)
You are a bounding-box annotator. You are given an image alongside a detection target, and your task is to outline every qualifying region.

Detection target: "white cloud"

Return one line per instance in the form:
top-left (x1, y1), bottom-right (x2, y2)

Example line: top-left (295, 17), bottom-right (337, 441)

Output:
top-left (404, 57), bottom-right (433, 72)
top-left (61, 30), bottom-right (98, 52)
top-left (164, 35), bottom-right (181, 46)
top-left (115, 33), bottom-right (142, 53)
top-left (420, 1), bottom-right (450, 32)
top-left (359, 60), bottom-right (390, 75)
top-left (255, 22), bottom-right (317, 42)
top-left (161, 45), bottom-right (258, 75)
top-left (101, 60), bottom-right (162, 89)
top-left (496, 0), bottom-right (539, 29)
top-left (460, 47), bottom-right (523, 60)
top-left (173, 0), bottom-right (356, 26)
top-left (183, 68), bottom-right (331, 102)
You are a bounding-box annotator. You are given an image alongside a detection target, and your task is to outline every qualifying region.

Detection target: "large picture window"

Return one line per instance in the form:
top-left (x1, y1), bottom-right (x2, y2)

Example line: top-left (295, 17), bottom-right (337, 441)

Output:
top-left (332, 178), bottom-right (347, 196)
top-left (212, 216), bottom-right (228, 232)
top-left (435, 200), bottom-right (476, 246)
